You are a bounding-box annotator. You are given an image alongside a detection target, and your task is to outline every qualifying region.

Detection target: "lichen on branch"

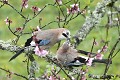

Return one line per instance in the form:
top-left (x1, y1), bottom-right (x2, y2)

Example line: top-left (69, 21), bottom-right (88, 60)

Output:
top-left (74, 0), bottom-right (118, 45)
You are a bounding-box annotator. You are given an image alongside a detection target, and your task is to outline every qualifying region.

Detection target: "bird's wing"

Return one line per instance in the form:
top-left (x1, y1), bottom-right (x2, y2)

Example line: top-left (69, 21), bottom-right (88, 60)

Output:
top-left (77, 50), bottom-right (96, 57)
top-left (37, 39), bottom-right (51, 46)
top-left (65, 57), bottom-right (86, 67)
top-left (24, 37), bottom-right (33, 47)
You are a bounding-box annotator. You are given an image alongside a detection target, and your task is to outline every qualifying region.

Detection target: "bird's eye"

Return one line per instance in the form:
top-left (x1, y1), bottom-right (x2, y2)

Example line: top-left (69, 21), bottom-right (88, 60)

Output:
top-left (66, 32), bottom-right (69, 35)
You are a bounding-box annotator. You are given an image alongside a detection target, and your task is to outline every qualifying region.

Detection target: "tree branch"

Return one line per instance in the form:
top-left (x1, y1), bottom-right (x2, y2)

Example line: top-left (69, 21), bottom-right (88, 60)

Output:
top-left (89, 74), bottom-right (120, 79)
top-left (74, 0), bottom-right (118, 46)
top-left (0, 40), bottom-right (34, 53)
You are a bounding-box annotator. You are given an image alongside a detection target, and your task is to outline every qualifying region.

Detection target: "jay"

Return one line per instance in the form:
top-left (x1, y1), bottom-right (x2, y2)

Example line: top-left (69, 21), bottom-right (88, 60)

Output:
top-left (56, 41), bottom-right (111, 67)
top-left (9, 28), bottom-right (70, 61)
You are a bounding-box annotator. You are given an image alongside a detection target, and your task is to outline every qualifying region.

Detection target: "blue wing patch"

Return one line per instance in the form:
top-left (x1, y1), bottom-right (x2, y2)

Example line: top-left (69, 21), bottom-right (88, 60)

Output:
top-left (39, 39), bottom-right (50, 46)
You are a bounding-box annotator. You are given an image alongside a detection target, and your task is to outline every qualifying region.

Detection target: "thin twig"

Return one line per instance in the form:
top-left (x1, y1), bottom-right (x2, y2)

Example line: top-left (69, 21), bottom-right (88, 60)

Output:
top-left (42, 21), bottom-right (59, 28)
top-left (27, 58), bottom-right (30, 75)
top-left (0, 3), bottom-right (4, 8)
top-left (112, 48), bottom-right (120, 58)
top-left (104, 37), bottom-right (120, 76)
top-left (5, 3), bottom-right (26, 19)
top-left (28, 4), bottom-right (55, 22)
top-left (90, 38), bottom-right (95, 53)
top-left (8, 22), bottom-right (18, 37)
top-left (0, 67), bottom-right (28, 80)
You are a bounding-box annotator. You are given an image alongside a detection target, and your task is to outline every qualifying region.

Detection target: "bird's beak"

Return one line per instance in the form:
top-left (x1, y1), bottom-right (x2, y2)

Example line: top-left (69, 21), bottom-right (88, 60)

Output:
top-left (62, 33), bottom-right (71, 42)
top-left (66, 34), bottom-right (71, 43)
top-left (67, 37), bottom-right (71, 42)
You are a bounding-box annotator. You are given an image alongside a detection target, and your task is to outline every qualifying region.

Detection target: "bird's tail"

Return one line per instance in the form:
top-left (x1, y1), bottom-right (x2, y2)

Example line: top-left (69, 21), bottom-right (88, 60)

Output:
top-left (77, 50), bottom-right (96, 57)
top-left (93, 59), bottom-right (112, 64)
top-left (9, 49), bottom-right (24, 62)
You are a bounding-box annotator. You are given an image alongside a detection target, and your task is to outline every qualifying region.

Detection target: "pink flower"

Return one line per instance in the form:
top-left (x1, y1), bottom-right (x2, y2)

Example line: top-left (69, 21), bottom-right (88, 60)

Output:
top-left (67, 4), bottom-right (80, 14)
top-left (22, 0), bottom-right (28, 8)
top-left (102, 45), bottom-right (108, 52)
top-left (32, 26), bottom-right (41, 32)
top-left (93, 40), bottom-right (99, 46)
top-left (34, 46), bottom-right (48, 57)
top-left (86, 58), bottom-right (93, 66)
top-left (4, 17), bottom-right (12, 24)
top-left (32, 26), bottom-right (41, 36)
top-left (49, 76), bottom-right (56, 80)
top-left (81, 75), bottom-right (86, 80)
top-left (56, 0), bottom-right (62, 5)
top-left (36, 26), bottom-right (41, 31)
top-left (80, 68), bottom-right (88, 75)
top-left (95, 53), bottom-right (104, 60)
top-left (67, 8), bottom-right (72, 14)
top-left (32, 6), bottom-right (41, 12)
top-left (97, 49), bottom-right (101, 53)
top-left (71, 76), bottom-right (75, 80)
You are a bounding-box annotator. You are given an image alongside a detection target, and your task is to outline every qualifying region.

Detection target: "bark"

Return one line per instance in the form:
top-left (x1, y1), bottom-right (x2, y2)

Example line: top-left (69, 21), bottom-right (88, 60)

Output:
top-left (74, 0), bottom-right (118, 45)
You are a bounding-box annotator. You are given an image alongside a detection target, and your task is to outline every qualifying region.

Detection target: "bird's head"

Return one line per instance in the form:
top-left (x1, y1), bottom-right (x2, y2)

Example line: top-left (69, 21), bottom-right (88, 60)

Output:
top-left (57, 41), bottom-right (71, 53)
top-left (58, 28), bottom-right (71, 41)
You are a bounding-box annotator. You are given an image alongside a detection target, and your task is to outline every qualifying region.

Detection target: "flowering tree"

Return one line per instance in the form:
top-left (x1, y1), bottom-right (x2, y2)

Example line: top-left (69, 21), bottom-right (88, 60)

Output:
top-left (0, 0), bottom-right (120, 80)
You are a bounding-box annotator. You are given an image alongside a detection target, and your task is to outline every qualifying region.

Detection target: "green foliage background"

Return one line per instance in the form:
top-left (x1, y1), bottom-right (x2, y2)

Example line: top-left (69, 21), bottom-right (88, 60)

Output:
top-left (0, 0), bottom-right (120, 80)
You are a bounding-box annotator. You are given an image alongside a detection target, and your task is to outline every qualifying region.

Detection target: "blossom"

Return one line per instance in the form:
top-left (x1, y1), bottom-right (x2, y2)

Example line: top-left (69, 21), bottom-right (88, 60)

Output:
top-left (4, 17), bottom-right (12, 24)
top-left (81, 9), bottom-right (87, 15)
top-left (95, 53), bottom-right (104, 60)
top-left (36, 26), bottom-right (41, 31)
top-left (71, 76), bottom-right (75, 80)
top-left (97, 49), bottom-right (101, 53)
top-left (32, 6), bottom-right (41, 12)
top-left (102, 45), bottom-right (108, 52)
top-left (32, 26), bottom-right (41, 32)
top-left (67, 8), bottom-right (71, 14)
top-left (34, 46), bottom-right (48, 57)
top-left (86, 58), bottom-right (93, 66)
top-left (56, 0), bottom-right (62, 5)
top-left (93, 40), bottom-right (99, 46)
top-left (81, 75), bottom-right (86, 80)
top-left (22, 0), bottom-right (28, 8)
top-left (67, 4), bottom-right (80, 14)
top-left (32, 26), bottom-right (41, 36)
top-left (49, 76), bottom-right (56, 80)
top-left (80, 68), bottom-right (88, 75)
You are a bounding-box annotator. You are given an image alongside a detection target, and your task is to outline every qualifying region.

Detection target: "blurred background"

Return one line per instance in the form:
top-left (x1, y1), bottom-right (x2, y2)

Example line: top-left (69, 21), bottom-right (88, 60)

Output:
top-left (0, 0), bottom-right (120, 80)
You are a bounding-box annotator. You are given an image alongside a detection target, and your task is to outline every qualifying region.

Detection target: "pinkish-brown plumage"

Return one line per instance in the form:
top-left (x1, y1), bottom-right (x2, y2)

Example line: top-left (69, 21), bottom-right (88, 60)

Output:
top-left (34, 28), bottom-right (70, 49)
top-left (56, 41), bottom-right (111, 66)
top-left (57, 41), bottom-right (79, 64)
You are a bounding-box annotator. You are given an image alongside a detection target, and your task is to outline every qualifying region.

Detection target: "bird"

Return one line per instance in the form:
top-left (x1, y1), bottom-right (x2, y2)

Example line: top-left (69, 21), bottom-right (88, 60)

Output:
top-left (56, 41), bottom-right (111, 67)
top-left (9, 28), bottom-right (70, 61)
